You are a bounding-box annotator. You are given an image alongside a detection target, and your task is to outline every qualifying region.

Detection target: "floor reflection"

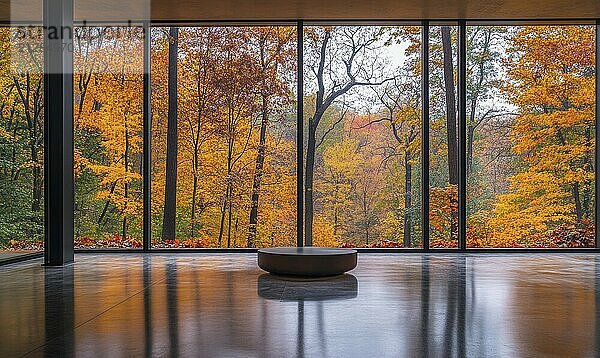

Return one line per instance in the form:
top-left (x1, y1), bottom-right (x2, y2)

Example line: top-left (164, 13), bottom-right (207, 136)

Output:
top-left (0, 253), bottom-right (599, 357)
top-left (43, 265), bottom-right (75, 357)
top-left (257, 273), bottom-right (359, 358)
top-left (143, 255), bottom-right (153, 357)
top-left (257, 273), bottom-right (358, 301)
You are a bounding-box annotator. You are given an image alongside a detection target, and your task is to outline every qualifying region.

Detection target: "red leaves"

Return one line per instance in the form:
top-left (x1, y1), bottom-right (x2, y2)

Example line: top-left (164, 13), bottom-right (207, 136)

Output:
top-left (531, 221), bottom-right (594, 248)
top-left (153, 238), bottom-right (208, 248)
top-left (3, 240), bottom-right (43, 251)
top-left (75, 233), bottom-right (142, 249)
top-left (3, 223), bottom-right (595, 251)
top-left (340, 240), bottom-right (413, 248)
top-left (339, 221), bottom-right (595, 249)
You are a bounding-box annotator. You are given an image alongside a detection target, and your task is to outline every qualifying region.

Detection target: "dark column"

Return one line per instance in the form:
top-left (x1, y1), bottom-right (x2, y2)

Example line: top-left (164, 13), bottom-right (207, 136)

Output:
top-left (43, 0), bottom-right (74, 265)
top-left (421, 21), bottom-right (430, 250)
top-left (143, 21), bottom-right (152, 251)
top-left (458, 21), bottom-right (467, 251)
top-left (297, 21), bottom-right (304, 247)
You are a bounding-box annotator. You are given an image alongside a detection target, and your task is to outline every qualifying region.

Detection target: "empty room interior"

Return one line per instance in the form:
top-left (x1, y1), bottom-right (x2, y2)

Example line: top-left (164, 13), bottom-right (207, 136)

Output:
top-left (2, 0), bottom-right (600, 356)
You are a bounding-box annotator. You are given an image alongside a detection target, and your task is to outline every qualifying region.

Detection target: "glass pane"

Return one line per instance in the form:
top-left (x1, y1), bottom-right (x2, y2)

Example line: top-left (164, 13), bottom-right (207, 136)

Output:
top-left (303, 25), bottom-right (423, 248)
top-left (429, 25), bottom-right (459, 248)
top-left (0, 27), bottom-right (44, 260)
top-left (151, 26), bottom-right (298, 248)
top-left (73, 26), bottom-right (144, 249)
top-left (466, 25), bottom-right (596, 248)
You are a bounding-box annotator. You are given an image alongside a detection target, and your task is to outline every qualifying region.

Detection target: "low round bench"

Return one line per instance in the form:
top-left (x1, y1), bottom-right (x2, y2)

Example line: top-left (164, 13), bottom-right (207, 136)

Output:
top-left (257, 247), bottom-right (357, 277)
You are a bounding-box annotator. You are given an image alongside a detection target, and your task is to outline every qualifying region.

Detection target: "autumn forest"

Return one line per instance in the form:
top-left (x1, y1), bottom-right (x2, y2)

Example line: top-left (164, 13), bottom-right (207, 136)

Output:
top-left (0, 24), bottom-right (595, 250)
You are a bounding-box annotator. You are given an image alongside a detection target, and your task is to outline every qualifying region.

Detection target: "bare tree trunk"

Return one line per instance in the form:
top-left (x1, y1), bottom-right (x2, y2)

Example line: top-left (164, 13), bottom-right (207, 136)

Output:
top-left (219, 112), bottom-right (234, 247)
top-left (303, 29), bottom-right (380, 246)
top-left (10, 109), bottom-right (17, 179)
top-left (333, 207), bottom-right (338, 238)
top-left (162, 27), bottom-right (179, 241)
top-left (227, 185), bottom-right (233, 248)
top-left (98, 181), bottom-right (117, 225)
top-left (31, 150), bottom-right (42, 212)
top-left (14, 74), bottom-right (43, 214)
top-left (467, 126), bottom-right (475, 176)
top-left (557, 128), bottom-right (584, 223)
top-left (304, 31), bottom-right (331, 247)
top-left (582, 127), bottom-right (592, 219)
top-left (403, 156), bottom-right (412, 248)
top-left (233, 216), bottom-right (239, 247)
top-left (122, 120), bottom-right (130, 239)
top-left (466, 30), bottom-right (490, 176)
top-left (247, 94), bottom-right (268, 247)
top-left (573, 183), bottom-right (583, 222)
top-left (218, 195), bottom-right (227, 246)
top-left (305, 123), bottom-right (317, 246)
top-left (191, 175), bottom-right (198, 236)
top-left (442, 26), bottom-right (459, 240)
top-left (362, 187), bottom-right (369, 246)
top-left (189, 127), bottom-right (202, 238)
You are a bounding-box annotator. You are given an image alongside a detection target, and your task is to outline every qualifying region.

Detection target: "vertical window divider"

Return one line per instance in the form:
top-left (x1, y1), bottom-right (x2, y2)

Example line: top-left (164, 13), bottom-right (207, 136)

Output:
top-left (143, 21), bottom-right (152, 251)
top-left (421, 21), bottom-right (430, 250)
top-left (458, 20), bottom-right (467, 251)
top-left (44, 0), bottom-right (74, 265)
top-left (596, 20), bottom-right (600, 249)
top-left (297, 20), bottom-right (304, 248)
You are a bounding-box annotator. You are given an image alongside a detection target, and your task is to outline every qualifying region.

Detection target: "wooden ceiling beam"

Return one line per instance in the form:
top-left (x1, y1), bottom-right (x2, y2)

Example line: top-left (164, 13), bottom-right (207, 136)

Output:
top-left (0, 0), bottom-right (598, 23)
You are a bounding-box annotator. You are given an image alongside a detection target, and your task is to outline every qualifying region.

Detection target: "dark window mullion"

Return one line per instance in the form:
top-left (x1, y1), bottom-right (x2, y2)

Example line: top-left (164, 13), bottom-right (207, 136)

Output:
top-left (421, 21), bottom-right (430, 250)
top-left (458, 20), bottom-right (467, 251)
top-left (297, 20), bottom-right (304, 248)
top-left (143, 22), bottom-right (152, 251)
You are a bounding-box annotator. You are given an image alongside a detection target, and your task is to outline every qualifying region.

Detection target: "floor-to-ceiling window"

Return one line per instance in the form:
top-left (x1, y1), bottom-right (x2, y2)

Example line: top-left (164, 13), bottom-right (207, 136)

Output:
top-left (3, 21), bottom-right (595, 259)
top-left (73, 25), bottom-right (145, 249)
top-left (0, 26), bottom-right (45, 261)
top-left (428, 24), bottom-right (459, 249)
top-left (465, 25), bottom-right (595, 248)
top-left (150, 26), bottom-right (298, 248)
top-left (71, 21), bottom-right (596, 252)
top-left (303, 24), bottom-right (424, 248)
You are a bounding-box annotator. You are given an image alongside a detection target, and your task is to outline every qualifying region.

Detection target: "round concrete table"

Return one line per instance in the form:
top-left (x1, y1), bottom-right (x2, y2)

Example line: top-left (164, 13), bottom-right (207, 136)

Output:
top-left (258, 247), bottom-right (357, 277)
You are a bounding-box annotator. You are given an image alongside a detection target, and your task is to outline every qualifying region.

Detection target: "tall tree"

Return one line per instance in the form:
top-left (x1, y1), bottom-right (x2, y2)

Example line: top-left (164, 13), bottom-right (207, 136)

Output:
top-left (304, 26), bottom-right (392, 246)
top-left (441, 26), bottom-right (459, 240)
top-left (162, 27), bottom-right (179, 241)
top-left (73, 27), bottom-right (144, 241)
top-left (213, 28), bottom-right (257, 247)
top-left (178, 27), bottom-right (220, 238)
top-left (491, 26), bottom-right (595, 243)
top-left (247, 27), bottom-right (294, 247)
top-left (466, 26), bottom-right (506, 176)
top-left (357, 74), bottom-right (420, 247)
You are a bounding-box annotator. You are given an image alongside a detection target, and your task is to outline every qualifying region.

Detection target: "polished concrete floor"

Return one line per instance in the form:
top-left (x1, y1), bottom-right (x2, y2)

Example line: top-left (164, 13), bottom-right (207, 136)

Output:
top-left (1, 253), bottom-right (600, 357)
top-left (0, 251), bottom-right (40, 261)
